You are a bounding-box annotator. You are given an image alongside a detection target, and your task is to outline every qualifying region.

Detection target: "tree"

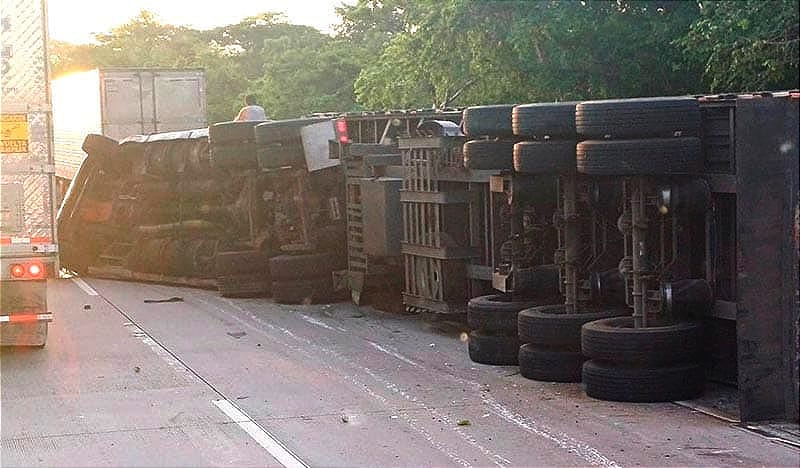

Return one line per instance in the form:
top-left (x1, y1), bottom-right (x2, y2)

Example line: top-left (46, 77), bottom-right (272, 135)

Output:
top-left (49, 40), bottom-right (97, 78)
top-left (349, 0), bottom-right (705, 109)
top-left (253, 38), bottom-right (363, 118)
top-left (679, 0), bottom-right (799, 92)
top-left (203, 15), bottom-right (363, 119)
top-left (92, 10), bottom-right (205, 67)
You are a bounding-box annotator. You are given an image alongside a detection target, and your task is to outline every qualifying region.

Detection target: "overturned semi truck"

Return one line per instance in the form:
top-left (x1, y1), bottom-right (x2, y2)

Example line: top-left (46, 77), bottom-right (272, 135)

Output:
top-left (331, 92), bottom-right (799, 423)
top-left (58, 117), bottom-right (346, 302)
top-left (58, 91), bottom-right (798, 423)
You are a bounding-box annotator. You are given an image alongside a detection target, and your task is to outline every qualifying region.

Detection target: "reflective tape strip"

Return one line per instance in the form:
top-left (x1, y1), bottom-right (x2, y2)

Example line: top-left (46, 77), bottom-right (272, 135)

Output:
top-left (0, 313), bottom-right (53, 323)
top-left (0, 236), bottom-right (52, 245)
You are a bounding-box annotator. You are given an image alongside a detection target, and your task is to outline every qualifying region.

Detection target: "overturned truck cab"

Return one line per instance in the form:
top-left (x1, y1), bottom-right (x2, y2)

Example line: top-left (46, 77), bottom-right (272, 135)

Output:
top-left (58, 117), bottom-right (346, 303)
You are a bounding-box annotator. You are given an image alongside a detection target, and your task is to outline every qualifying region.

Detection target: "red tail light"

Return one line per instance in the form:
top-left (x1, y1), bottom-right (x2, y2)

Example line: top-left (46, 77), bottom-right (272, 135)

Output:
top-left (8, 261), bottom-right (45, 279)
top-left (10, 264), bottom-right (25, 278)
top-left (27, 262), bottom-right (44, 278)
top-left (335, 118), bottom-right (350, 144)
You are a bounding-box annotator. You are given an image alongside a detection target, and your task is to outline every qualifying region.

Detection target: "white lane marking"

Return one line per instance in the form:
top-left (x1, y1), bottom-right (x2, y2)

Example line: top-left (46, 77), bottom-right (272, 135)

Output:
top-left (193, 296), bottom-right (477, 467)
top-left (368, 342), bottom-right (422, 368)
top-left (213, 399), bottom-right (308, 468)
top-left (122, 323), bottom-right (192, 378)
top-left (299, 314), bottom-right (336, 331)
top-left (72, 277), bottom-right (98, 296)
top-left (480, 396), bottom-right (620, 468)
top-left (338, 370), bottom-right (474, 468)
top-left (201, 294), bottom-right (615, 468)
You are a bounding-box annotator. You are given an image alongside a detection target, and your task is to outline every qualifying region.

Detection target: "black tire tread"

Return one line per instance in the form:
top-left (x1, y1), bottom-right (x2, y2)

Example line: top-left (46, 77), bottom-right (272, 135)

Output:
top-left (217, 274), bottom-right (270, 298)
top-left (270, 253), bottom-right (345, 281)
top-left (216, 250), bottom-right (268, 276)
top-left (576, 138), bottom-right (702, 176)
top-left (582, 360), bottom-right (704, 402)
top-left (255, 117), bottom-right (331, 144)
top-left (467, 330), bottom-right (520, 366)
top-left (462, 105), bottom-right (515, 138)
top-left (519, 344), bottom-right (584, 382)
top-left (209, 121), bottom-right (265, 144)
top-left (518, 305), bottom-right (627, 350)
top-left (272, 276), bottom-right (334, 304)
top-left (467, 294), bottom-right (547, 335)
top-left (576, 97), bottom-right (701, 139)
top-left (512, 102), bottom-right (577, 138)
top-left (581, 317), bottom-right (703, 365)
top-left (463, 140), bottom-right (516, 170)
top-left (82, 134), bottom-right (120, 156)
top-left (513, 140), bottom-right (576, 174)
top-left (209, 144), bottom-right (258, 170)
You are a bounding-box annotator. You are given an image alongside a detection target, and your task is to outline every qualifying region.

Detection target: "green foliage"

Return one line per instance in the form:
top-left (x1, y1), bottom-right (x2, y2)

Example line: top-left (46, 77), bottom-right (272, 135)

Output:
top-left (92, 10), bottom-right (205, 67)
top-left (49, 1), bottom-right (799, 124)
top-left (48, 10), bottom-right (364, 123)
top-left (351, 0), bottom-right (707, 109)
top-left (679, 0), bottom-right (799, 91)
top-left (255, 38), bottom-right (363, 118)
top-left (49, 40), bottom-right (96, 77)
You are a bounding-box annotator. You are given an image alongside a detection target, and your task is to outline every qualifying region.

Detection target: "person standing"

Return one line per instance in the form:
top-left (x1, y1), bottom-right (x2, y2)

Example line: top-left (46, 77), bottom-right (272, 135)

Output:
top-left (234, 94), bottom-right (268, 121)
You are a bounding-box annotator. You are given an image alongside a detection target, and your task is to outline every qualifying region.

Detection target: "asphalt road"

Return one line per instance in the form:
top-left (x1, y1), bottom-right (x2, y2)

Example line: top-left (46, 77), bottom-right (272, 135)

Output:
top-left (1, 277), bottom-right (798, 467)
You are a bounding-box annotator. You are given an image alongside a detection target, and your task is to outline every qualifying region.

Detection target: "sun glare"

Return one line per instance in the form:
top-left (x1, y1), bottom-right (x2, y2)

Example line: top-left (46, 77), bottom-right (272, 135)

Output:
top-left (47, 0), bottom-right (353, 43)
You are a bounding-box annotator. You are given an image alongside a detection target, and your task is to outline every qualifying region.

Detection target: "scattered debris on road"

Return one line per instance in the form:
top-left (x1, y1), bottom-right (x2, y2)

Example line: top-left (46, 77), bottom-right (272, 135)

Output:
top-left (143, 297), bottom-right (185, 304)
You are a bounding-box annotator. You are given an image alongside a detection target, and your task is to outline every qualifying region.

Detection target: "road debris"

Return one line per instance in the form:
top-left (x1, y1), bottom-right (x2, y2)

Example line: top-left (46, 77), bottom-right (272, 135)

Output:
top-left (143, 297), bottom-right (185, 304)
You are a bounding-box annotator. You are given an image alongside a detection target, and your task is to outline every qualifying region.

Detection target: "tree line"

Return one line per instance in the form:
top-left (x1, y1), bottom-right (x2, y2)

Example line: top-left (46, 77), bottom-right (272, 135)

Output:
top-left (49, 0), bottom-right (799, 124)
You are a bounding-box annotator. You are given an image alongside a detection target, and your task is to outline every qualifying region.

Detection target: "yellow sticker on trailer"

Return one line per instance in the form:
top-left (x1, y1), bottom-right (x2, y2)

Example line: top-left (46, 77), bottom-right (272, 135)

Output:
top-left (0, 113), bottom-right (30, 153)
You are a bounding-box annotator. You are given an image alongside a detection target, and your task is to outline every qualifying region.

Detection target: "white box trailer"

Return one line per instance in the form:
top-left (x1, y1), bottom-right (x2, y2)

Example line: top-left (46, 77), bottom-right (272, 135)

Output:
top-left (0, 0), bottom-right (58, 346)
top-left (51, 67), bottom-right (207, 186)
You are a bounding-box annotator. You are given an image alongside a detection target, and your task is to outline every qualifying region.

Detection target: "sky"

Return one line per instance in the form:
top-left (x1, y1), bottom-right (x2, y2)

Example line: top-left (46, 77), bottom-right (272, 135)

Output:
top-left (47, 0), bottom-right (355, 44)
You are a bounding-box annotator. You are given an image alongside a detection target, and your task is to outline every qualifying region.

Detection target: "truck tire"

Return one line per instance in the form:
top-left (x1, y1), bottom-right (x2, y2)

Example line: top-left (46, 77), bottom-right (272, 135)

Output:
top-left (256, 144), bottom-right (304, 169)
top-left (463, 140), bottom-right (516, 170)
top-left (462, 105), bottom-right (515, 138)
top-left (512, 102), bottom-right (577, 139)
top-left (269, 253), bottom-right (345, 281)
top-left (209, 144), bottom-right (258, 170)
top-left (467, 294), bottom-right (545, 335)
top-left (272, 276), bottom-right (334, 304)
top-left (519, 344), bottom-right (584, 382)
top-left (467, 330), bottom-right (520, 366)
top-left (217, 274), bottom-right (270, 298)
top-left (209, 121), bottom-right (265, 144)
top-left (513, 140), bottom-right (576, 174)
top-left (215, 250), bottom-right (268, 276)
top-left (313, 223), bottom-right (348, 253)
top-left (575, 97), bottom-right (701, 139)
top-left (255, 117), bottom-right (331, 144)
top-left (576, 138), bottom-right (702, 176)
top-left (581, 317), bottom-right (703, 366)
top-left (582, 360), bottom-right (704, 402)
top-left (82, 134), bottom-right (120, 158)
top-left (517, 304), bottom-right (627, 350)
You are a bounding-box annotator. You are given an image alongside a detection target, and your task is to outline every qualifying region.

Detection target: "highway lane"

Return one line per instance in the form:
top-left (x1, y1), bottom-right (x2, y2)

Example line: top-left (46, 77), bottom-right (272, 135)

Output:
top-left (1, 277), bottom-right (798, 467)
